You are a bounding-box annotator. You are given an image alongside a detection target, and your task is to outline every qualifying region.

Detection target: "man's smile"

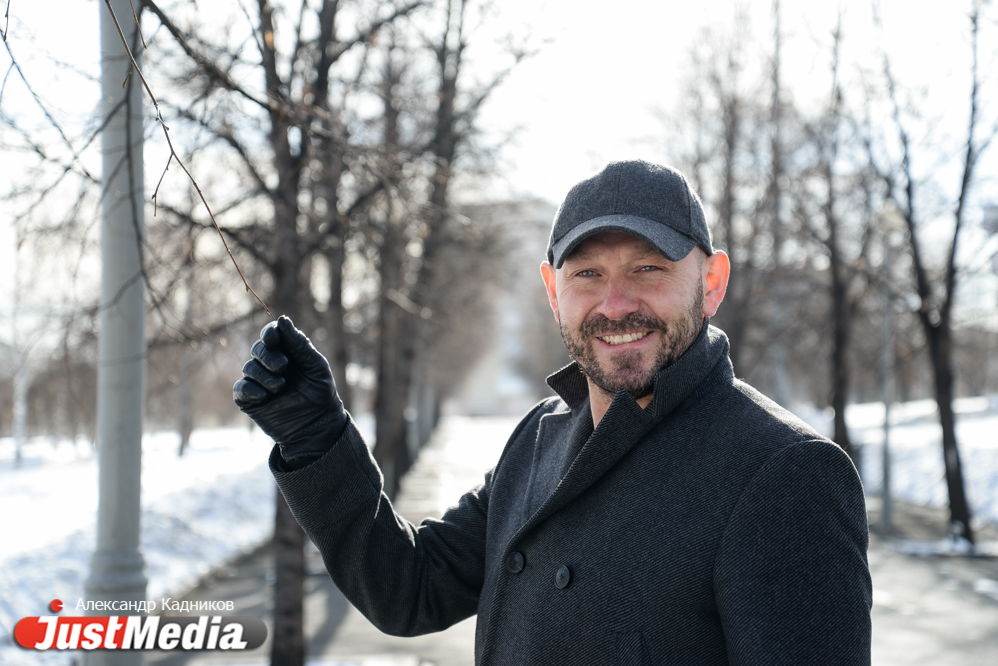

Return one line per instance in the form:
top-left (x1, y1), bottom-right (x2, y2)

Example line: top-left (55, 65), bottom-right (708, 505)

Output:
top-left (596, 331), bottom-right (652, 346)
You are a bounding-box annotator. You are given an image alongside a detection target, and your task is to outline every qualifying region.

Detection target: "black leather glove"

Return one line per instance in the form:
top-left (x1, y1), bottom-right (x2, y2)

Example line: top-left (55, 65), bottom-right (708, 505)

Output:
top-left (233, 316), bottom-right (347, 466)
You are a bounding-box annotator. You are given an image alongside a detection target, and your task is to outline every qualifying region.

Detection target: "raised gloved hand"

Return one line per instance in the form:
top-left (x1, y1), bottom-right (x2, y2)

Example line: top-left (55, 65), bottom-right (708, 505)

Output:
top-left (233, 316), bottom-right (347, 466)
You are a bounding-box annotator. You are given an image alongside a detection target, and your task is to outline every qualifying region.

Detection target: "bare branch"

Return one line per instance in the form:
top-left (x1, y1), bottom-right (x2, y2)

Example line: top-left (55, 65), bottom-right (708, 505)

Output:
top-left (291, 0), bottom-right (309, 77)
top-left (142, 0), bottom-right (271, 112)
top-left (160, 202), bottom-right (274, 264)
top-left (169, 103), bottom-right (272, 197)
top-left (323, 1), bottom-right (427, 67)
top-left (0, 37), bottom-right (98, 182)
top-left (0, 61), bottom-right (12, 102)
top-left (104, 0), bottom-right (272, 316)
top-left (255, 0), bottom-right (284, 110)
top-left (945, 4), bottom-right (986, 320)
top-left (127, 0), bottom-right (147, 49)
top-left (234, 0), bottom-right (266, 56)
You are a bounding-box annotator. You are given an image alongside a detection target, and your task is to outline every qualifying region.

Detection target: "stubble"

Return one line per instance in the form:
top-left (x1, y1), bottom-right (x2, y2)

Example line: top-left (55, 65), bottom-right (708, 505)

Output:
top-left (560, 276), bottom-right (704, 402)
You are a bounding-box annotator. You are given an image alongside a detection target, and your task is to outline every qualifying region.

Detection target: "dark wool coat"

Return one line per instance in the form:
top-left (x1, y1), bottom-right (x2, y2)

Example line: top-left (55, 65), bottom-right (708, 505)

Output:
top-left (272, 325), bottom-right (872, 665)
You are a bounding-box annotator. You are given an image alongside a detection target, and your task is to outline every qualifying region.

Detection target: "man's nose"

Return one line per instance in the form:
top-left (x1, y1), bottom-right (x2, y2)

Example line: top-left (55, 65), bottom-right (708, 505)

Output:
top-left (595, 279), bottom-right (641, 320)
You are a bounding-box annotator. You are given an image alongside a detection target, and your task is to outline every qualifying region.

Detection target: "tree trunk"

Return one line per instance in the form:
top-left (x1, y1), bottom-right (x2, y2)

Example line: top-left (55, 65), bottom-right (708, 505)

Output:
top-left (323, 242), bottom-right (351, 411)
top-left (829, 254), bottom-right (854, 460)
top-left (926, 320), bottom-right (974, 542)
top-left (716, 94), bottom-right (747, 374)
top-left (766, 0), bottom-right (791, 406)
top-left (178, 270), bottom-right (195, 456)
top-left (263, 9), bottom-right (307, 653)
top-left (373, 227), bottom-right (415, 499)
top-left (269, 259), bottom-right (306, 666)
top-left (271, 490), bottom-right (305, 665)
top-left (178, 347), bottom-right (194, 456)
top-left (269, 259), bottom-right (307, 666)
top-left (825, 14), bottom-right (856, 464)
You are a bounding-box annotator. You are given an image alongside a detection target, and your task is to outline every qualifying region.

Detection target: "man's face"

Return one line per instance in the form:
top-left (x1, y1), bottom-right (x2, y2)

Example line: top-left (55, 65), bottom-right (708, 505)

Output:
top-left (542, 232), bottom-right (706, 402)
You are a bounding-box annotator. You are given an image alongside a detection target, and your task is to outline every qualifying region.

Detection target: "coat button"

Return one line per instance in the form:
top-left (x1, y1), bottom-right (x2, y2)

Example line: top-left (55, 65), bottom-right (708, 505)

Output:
top-left (507, 552), bottom-right (524, 574)
top-left (555, 565), bottom-right (571, 589)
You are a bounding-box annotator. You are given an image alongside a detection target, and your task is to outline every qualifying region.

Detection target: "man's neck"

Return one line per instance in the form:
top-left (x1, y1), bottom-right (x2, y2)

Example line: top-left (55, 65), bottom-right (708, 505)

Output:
top-left (588, 379), bottom-right (654, 428)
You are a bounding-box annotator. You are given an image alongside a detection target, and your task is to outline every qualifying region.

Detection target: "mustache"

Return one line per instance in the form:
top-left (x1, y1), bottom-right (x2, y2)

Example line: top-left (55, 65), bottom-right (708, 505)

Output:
top-left (579, 312), bottom-right (668, 338)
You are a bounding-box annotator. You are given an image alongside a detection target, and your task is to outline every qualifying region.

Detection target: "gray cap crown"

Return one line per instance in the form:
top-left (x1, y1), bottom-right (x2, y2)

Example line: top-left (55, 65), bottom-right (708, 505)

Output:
top-left (547, 160), bottom-right (712, 268)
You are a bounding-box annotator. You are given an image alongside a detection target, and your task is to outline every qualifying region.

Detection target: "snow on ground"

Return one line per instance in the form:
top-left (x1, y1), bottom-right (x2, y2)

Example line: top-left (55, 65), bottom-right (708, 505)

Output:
top-left (793, 395), bottom-right (998, 526)
top-left (1, 399), bottom-right (997, 663)
top-left (0, 425), bottom-right (277, 664)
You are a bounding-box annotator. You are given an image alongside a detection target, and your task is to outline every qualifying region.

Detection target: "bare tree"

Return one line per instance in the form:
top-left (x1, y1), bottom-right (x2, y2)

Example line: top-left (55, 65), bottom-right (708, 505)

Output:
top-left (671, 17), bottom-right (787, 393)
top-left (133, 0), bottom-right (526, 660)
top-left (364, 0), bottom-right (528, 496)
top-left (862, 0), bottom-right (994, 543)
top-left (807, 13), bottom-right (873, 463)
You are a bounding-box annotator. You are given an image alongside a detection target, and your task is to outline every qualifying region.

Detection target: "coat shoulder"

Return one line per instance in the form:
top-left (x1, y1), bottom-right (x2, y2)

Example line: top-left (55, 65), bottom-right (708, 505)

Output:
top-left (711, 378), bottom-right (832, 450)
top-left (678, 375), bottom-right (856, 490)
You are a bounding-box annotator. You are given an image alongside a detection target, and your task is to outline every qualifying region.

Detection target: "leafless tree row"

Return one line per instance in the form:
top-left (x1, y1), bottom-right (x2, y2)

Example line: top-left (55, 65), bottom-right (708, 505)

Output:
top-left (666, 1), bottom-right (998, 544)
top-left (3, 0), bottom-right (526, 662)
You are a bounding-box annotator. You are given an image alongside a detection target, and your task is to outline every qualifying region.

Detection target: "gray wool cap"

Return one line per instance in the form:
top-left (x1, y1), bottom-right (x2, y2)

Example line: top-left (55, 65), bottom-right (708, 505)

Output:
top-left (547, 160), bottom-right (713, 268)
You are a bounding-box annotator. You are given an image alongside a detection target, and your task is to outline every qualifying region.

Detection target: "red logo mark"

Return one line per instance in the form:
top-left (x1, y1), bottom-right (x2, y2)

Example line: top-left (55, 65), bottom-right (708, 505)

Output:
top-left (49, 600), bottom-right (63, 613)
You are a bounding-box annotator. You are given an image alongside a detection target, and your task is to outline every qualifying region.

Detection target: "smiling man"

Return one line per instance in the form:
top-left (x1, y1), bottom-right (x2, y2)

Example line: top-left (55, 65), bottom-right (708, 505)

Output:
top-left (234, 160), bottom-right (872, 665)
top-left (541, 227), bottom-right (726, 426)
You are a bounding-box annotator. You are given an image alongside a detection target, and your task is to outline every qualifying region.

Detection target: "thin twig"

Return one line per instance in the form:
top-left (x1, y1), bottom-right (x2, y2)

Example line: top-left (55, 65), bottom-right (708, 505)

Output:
top-left (1, 37), bottom-right (94, 178)
top-left (102, 0), bottom-right (272, 317)
top-left (0, 61), bottom-right (12, 104)
top-left (126, 0), bottom-right (146, 49)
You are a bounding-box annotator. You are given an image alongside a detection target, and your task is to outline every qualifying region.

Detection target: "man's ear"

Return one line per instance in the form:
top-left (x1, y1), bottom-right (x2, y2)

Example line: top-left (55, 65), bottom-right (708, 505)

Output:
top-left (540, 261), bottom-right (560, 324)
top-left (702, 250), bottom-right (730, 317)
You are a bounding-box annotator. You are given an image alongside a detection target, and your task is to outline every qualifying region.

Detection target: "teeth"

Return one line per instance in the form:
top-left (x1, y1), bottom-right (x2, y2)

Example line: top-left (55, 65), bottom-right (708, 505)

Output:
top-left (599, 331), bottom-right (650, 346)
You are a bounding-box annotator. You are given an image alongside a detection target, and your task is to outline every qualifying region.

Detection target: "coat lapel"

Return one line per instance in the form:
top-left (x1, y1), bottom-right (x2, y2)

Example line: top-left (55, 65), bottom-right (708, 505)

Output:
top-left (505, 324), bottom-right (733, 553)
top-left (515, 391), bottom-right (656, 539)
top-left (518, 407), bottom-right (574, 524)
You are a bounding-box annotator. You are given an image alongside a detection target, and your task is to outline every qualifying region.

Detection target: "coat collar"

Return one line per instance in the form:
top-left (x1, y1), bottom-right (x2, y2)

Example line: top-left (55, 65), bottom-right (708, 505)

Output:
top-left (507, 323), bottom-right (733, 553)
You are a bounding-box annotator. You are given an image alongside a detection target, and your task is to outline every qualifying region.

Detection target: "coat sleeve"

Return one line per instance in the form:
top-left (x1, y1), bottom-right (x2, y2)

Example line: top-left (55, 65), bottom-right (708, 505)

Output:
top-left (713, 439), bottom-right (872, 666)
top-left (270, 408), bottom-right (542, 637)
top-left (270, 418), bottom-right (488, 636)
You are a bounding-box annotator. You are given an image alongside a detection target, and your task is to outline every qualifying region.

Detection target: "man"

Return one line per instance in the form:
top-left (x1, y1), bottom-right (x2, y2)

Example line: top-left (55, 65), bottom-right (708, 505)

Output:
top-left (234, 160), bottom-right (872, 665)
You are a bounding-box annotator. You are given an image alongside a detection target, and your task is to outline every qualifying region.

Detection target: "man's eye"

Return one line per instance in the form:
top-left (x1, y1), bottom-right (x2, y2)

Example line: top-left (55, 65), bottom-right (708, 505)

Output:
top-left (577, 269), bottom-right (597, 277)
top-left (639, 265), bottom-right (660, 272)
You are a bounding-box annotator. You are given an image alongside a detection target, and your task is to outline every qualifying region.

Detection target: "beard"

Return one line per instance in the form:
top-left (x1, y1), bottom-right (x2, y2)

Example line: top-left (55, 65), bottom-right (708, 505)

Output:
top-left (559, 276), bottom-right (704, 402)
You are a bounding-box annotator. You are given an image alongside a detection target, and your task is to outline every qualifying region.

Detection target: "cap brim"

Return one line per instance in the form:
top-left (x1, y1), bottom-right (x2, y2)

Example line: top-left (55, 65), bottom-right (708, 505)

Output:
top-left (551, 214), bottom-right (698, 268)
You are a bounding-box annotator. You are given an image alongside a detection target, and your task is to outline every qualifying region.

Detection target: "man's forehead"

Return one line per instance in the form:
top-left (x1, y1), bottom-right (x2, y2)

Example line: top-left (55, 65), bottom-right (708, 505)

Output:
top-left (563, 231), bottom-right (667, 264)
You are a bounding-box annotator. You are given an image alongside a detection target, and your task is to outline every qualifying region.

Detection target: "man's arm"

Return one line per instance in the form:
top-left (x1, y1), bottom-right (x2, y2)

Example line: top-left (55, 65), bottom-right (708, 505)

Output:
top-left (232, 316), bottom-right (499, 635)
top-left (713, 440), bottom-right (872, 666)
top-left (271, 418), bottom-right (490, 636)
top-left (234, 317), bottom-right (556, 636)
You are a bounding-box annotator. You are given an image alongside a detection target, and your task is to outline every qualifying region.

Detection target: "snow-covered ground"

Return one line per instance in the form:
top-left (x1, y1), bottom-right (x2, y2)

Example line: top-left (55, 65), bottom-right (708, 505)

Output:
top-left (0, 425), bottom-right (278, 664)
top-left (1, 399), bottom-right (996, 664)
top-left (794, 395), bottom-right (998, 527)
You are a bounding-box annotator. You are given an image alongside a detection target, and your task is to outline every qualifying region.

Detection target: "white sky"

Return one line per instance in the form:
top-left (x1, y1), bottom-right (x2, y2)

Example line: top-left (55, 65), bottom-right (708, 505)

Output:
top-left (1, 0), bottom-right (995, 331)
top-left (472, 0), bottom-right (977, 202)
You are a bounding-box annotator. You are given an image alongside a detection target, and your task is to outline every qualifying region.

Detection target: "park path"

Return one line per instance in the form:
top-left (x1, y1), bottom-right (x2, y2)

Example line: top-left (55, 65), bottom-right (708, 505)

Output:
top-left (149, 416), bottom-right (998, 666)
